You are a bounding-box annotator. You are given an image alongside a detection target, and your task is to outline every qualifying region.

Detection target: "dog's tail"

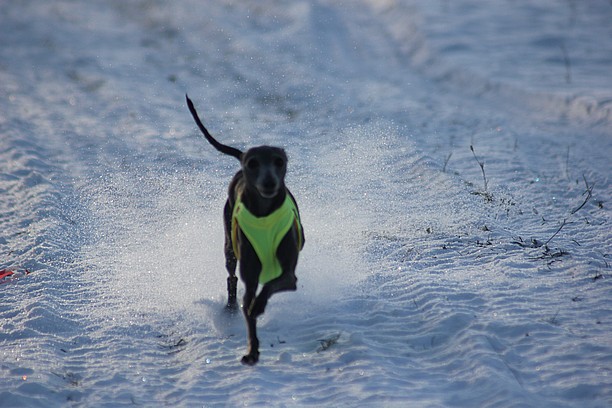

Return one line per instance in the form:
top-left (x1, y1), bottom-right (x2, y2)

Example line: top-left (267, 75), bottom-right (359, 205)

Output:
top-left (186, 94), bottom-right (243, 160)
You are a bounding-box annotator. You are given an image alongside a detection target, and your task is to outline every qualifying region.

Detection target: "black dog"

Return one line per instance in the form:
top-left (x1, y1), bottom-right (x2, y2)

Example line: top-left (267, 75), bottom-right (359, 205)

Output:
top-left (186, 95), bottom-right (304, 365)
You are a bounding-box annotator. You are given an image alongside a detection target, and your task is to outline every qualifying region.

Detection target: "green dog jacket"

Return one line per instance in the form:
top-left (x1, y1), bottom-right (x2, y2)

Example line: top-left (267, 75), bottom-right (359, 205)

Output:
top-left (232, 194), bottom-right (303, 284)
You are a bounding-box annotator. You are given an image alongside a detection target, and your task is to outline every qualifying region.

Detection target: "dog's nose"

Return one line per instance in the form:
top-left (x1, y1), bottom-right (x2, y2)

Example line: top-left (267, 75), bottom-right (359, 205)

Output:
top-left (262, 178), bottom-right (277, 190)
top-left (258, 175), bottom-right (279, 198)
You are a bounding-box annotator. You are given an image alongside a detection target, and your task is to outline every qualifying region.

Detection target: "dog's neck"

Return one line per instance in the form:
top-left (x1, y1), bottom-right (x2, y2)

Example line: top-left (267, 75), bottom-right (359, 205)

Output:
top-left (239, 185), bottom-right (287, 218)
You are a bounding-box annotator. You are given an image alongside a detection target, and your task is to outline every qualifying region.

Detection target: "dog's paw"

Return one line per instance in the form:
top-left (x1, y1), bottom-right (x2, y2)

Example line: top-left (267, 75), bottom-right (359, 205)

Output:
top-left (225, 302), bottom-right (239, 315)
top-left (241, 352), bottom-right (259, 366)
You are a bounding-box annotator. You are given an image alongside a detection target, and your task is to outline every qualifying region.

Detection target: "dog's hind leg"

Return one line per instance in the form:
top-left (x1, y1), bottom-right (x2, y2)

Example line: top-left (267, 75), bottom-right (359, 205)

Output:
top-left (223, 201), bottom-right (238, 308)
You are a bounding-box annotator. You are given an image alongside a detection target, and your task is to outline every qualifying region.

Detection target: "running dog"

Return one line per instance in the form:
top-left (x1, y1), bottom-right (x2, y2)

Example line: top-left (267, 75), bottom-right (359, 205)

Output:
top-left (186, 95), bottom-right (304, 365)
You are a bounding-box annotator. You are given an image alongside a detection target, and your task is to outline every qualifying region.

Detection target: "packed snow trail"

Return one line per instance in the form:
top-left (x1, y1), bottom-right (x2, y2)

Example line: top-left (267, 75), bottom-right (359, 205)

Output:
top-left (1, 0), bottom-right (610, 406)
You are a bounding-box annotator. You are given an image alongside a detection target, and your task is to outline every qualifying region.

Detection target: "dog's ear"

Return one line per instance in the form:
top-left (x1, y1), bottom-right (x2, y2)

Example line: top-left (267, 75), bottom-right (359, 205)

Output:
top-left (273, 148), bottom-right (287, 167)
top-left (243, 155), bottom-right (261, 172)
top-left (273, 155), bottom-right (286, 169)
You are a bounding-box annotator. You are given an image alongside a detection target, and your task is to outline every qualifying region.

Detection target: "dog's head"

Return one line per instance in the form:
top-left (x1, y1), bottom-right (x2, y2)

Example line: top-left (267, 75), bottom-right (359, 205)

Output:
top-left (241, 146), bottom-right (287, 199)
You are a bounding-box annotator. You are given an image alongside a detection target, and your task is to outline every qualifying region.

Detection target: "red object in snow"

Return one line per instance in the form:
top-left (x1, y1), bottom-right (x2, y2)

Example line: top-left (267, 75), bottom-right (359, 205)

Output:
top-left (0, 268), bottom-right (30, 284)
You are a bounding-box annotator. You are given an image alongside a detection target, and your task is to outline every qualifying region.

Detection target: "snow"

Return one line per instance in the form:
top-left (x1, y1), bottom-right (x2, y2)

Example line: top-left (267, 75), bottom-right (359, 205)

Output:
top-left (1, 0), bottom-right (611, 406)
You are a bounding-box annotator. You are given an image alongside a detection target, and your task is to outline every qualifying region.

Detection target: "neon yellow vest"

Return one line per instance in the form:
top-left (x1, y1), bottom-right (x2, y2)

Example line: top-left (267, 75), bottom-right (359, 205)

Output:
top-left (231, 195), bottom-right (303, 284)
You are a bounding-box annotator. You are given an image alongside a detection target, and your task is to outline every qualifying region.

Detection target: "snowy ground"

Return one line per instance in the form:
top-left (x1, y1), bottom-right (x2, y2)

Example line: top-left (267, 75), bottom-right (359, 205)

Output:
top-left (1, 0), bottom-right (611, 407)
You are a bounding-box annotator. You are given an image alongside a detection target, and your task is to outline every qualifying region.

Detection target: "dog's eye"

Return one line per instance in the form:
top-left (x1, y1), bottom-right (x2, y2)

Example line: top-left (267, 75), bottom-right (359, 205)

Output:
top-left (274, 157), bottom-right (285, 168)
top-left (246, 159), bottom-right (260, 170)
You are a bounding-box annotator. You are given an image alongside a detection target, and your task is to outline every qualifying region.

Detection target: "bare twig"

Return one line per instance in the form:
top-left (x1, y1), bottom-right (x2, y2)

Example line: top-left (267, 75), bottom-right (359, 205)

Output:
top-left (543, 219), bottom-right (567, 247)
top-left (565, 145), bottom-right (571, 180)
top-left (470, 145), bottom-right (488, 192)
top-left (443, 152), bottom-right (452, 173)
top-left (571, 174), bottom-right (594, 214)
top-left (560, 43), bottom-right (572, 84)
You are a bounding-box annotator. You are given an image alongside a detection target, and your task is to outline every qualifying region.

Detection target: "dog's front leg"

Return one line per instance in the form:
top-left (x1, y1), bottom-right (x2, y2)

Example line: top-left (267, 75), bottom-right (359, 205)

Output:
top-left (242, 271), bottom-right (296, 365)
top-left (238, 239), bottom-right (262, 365)
top-left (241, 287), bottom-right (260, 365)
top-left (249, 231), bottom-right (299, 318)
top-left (249, 271), bottom-right (297, 319)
